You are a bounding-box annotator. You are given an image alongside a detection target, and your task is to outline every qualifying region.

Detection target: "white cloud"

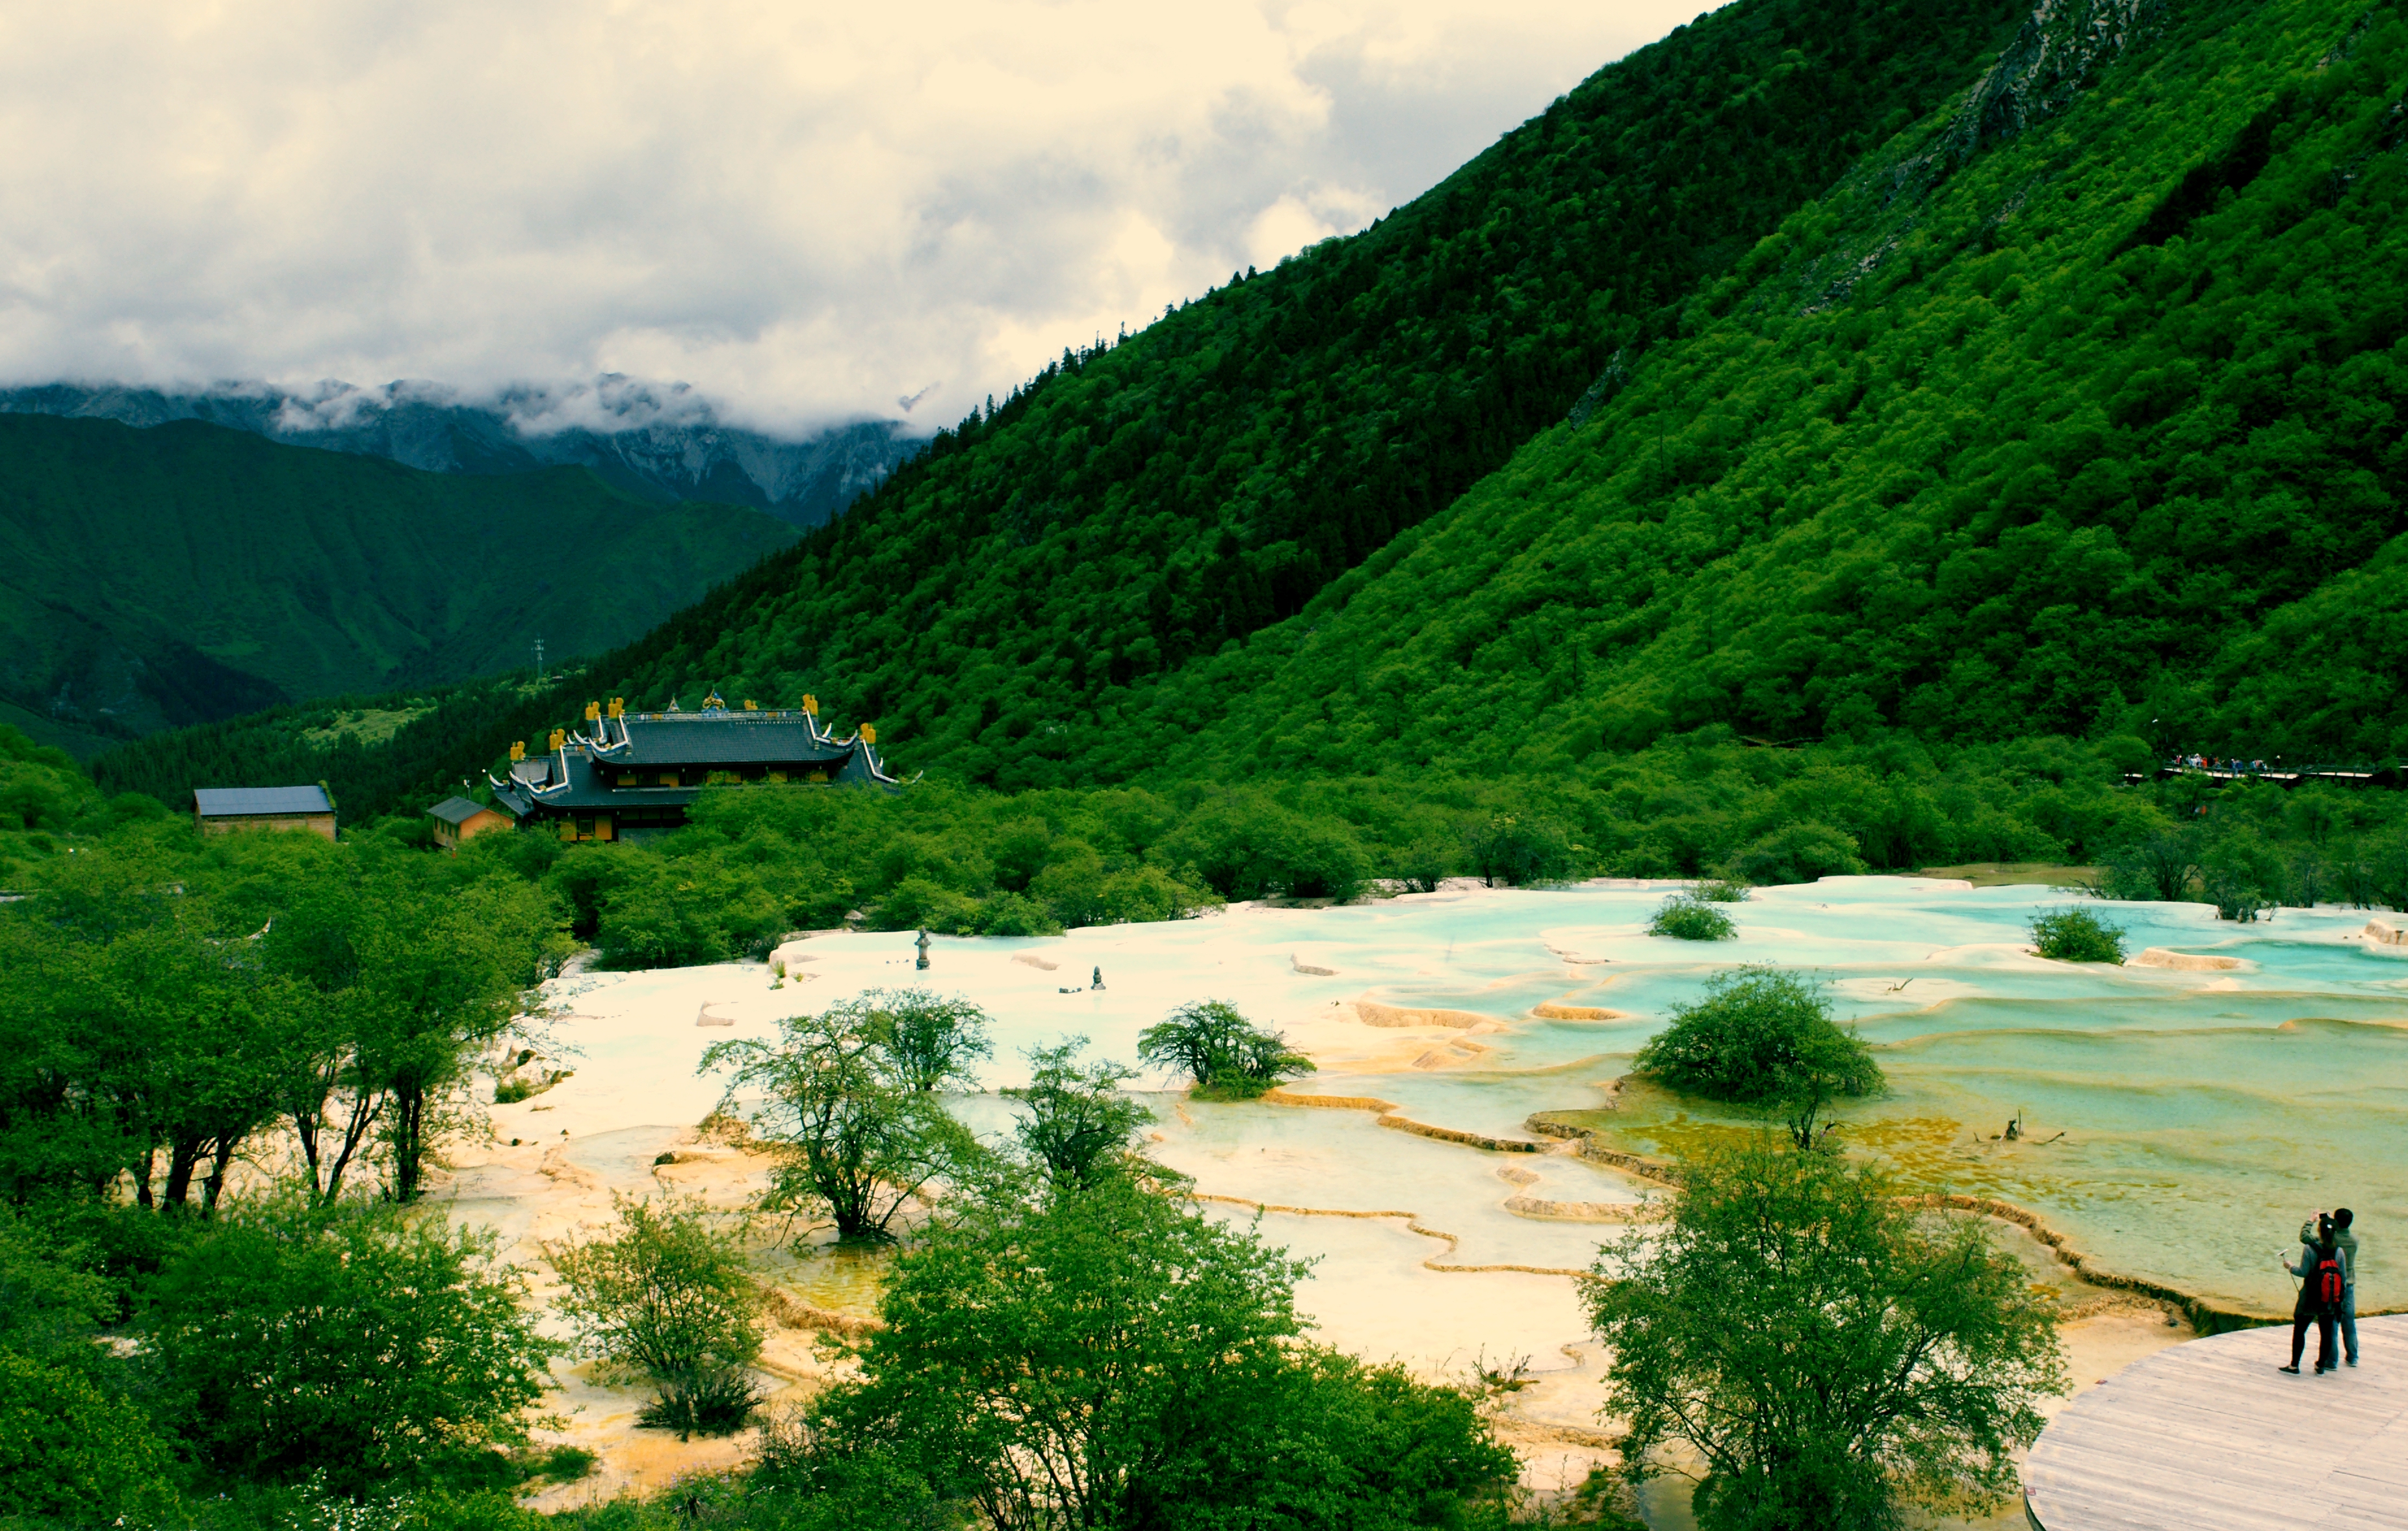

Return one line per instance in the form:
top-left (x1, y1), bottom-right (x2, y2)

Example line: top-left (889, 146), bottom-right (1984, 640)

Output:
top-left (0, 0), bottom-right (1713, 436)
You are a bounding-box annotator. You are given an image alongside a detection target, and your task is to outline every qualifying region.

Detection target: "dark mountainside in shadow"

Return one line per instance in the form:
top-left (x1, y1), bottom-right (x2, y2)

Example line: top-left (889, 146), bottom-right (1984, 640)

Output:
top-left (0, 415), bottom-right (794, 754)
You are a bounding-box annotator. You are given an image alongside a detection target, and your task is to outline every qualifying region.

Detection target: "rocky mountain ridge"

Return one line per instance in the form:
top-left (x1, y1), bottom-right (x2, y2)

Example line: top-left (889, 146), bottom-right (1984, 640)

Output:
top-left (0, 377), bottom-right (917, 529)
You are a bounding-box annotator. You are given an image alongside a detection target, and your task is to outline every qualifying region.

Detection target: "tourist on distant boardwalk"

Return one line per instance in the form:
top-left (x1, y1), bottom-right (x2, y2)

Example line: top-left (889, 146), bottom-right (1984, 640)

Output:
top-left (2299, 1208), bottom-right (2361, 1367)
top-left (2279, 1214), bottom-right (2344, 1374)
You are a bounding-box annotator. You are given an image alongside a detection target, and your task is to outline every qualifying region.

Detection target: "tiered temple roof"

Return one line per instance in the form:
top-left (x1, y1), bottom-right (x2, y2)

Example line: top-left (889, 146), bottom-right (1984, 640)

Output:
top-left (489, 692), bottom-right (900, 838)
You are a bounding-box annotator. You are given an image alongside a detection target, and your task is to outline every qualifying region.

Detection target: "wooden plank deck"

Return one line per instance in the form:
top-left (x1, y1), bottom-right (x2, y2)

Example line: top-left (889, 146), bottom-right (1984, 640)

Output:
top-left (2026, 1314), bottom-right (2408, 1530)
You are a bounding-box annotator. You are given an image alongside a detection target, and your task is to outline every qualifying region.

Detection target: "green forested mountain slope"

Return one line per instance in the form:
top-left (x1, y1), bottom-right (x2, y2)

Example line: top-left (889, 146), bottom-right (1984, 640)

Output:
top-left (86, 0), bottom-right (2408, 820)
top-left (1126, 0), bottom-right (2408, 779)
top-left (584, 0), bottom-right (2028, 770)
top-left (0, 415), bottom-right (794, 750)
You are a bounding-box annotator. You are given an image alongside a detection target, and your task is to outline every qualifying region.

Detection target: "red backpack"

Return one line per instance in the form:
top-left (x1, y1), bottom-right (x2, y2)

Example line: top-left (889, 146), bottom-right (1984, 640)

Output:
top-left (2314, 1248), bottom-right (2347, 1310)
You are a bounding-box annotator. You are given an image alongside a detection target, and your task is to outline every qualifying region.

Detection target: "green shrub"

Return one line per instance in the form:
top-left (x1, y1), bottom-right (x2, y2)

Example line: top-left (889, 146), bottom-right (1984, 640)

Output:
top-left (1034, 858), bottom-right (1217, 928)
top-left (867, 873), bottom-right (981, 934)
top-left (1092, 865), bottom-right (1217, 923)
top-left (1465, 814), bottom-right (1579, 887)
top-left (1158, 794), bottom-right (1371, 902)
top-left (140, 1197), bottom-right (558, 1489)
top-left (1588, 1140), bottom-right (2065, 1529)
top-left (861, 989), bottom-right (993, 1094)
top-left (2028, 907), bottom-right (2126, 963)
top-left (545, 1195), bottom-right (764, 1441)
top-left (1650, 894), bottom-right (1736, 940)
top-left (530, 1444), bottom-right (597, 1484)
top-left (972, 891), bottom-right (1062, 936)
top-left (1003, 1040), bottom-right (1154, 1190)
top-left (800, 1175), bottom-right (1517, 1529)
top-left (0, 1347), bottom-right (177, 1521)
top-left (1633, 968), bottom-right (1882, 1147)
top-left (2099, 828), bottom-right (2202, 902)
top-left (2202, 831), bottom-right (2288, 923)
top-left (1137, 1001), bottom-right (1314, 1101)
top-left (1390, 833), bottom-right (1460, 893)
top-left (593, 861), bottom-right (742, 967)
top-left (1692, 876), bottom-right (1752, 903)
top-left (1732, 822), bottom-right (1866, 887)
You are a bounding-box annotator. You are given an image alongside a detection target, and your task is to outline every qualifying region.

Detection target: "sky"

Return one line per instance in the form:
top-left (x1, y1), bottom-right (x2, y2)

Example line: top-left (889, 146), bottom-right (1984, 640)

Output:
top-left (0, 1), bottom-right (1712, 438)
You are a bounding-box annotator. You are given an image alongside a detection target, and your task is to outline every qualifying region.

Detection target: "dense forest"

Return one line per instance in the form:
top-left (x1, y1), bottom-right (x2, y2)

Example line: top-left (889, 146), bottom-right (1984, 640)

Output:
top-left (12, 0), bottom-right (2408, 1523)
top-left (87, 0), bottom-right (2408, 820)
top-left (592, 0), bottom-right (2035, 786)
top-left (1135, 0), bottom-right (2408, 779)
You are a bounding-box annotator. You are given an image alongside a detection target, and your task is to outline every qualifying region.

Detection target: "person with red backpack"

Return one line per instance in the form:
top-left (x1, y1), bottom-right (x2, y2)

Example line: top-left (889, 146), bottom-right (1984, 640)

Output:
top-left (2299, 1208), bottom-right (2359, 1367)
top-left (2279, 1214), bottom-right (2344, 1375)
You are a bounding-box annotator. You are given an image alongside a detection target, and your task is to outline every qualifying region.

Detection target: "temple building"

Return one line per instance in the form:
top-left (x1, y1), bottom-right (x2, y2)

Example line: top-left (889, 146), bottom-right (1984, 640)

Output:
top-left (487, 692), bottom-right (901, 842)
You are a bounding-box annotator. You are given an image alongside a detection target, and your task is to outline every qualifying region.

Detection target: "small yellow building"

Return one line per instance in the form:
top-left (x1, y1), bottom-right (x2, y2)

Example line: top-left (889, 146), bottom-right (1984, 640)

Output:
top-left (193, 785), bottom-right (337, 840)
top-left (428, 795), bottom-right (514, 852)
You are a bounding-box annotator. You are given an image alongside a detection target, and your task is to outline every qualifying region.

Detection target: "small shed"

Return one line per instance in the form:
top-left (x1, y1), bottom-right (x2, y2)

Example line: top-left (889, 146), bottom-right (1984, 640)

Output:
top-left (194, 785), bottom-right (337, 841)
top-left (428, 795), bottom-right (513, 851)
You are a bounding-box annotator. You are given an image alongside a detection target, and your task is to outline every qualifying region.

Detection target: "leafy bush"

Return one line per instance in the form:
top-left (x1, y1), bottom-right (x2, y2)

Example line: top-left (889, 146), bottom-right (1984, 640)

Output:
top-left (0, 1212), bottom-right (176, 1521)
top-left (1003, 1039), bottom-right (1155, 1190)
top-left (0, 1350), bottom-right (177, 1522)
top-left (1650, 893), bottom-right (1737, 940)
top-left (1692, 876), bottom-right (1752, 903)
top-left (529, 1443), bottom-right (597, 1484)
top-left (1466, 814), bottom-right (1580, 887)
top-left (1037, 859), bottom-right (1219, 928)
top-left (1731, 822), bottom-right (1866, 887)
top-left (972, 891), bottom-right (1061, 936)
top-left (1586, 1139), bottom-right (2065, 1529)
top-left (1392, 833), bottom-right (1460, 893)
top-left (1137, 1001), bottom-right (1315, 1101)
top-left (1159, 794), bottom-right (1371, 902)
top-left (1634, 969), bottom-right (1883, 1147)
top-left (704, 1006), bottom-right (985, 1242)
top-left (547, 1195), bottom-right (764, 1441)
top-left (139, 1197), bottom-right (558, 1489)
top-left (2099, 828), bottom-right (2203, 902)
top-left (2028, 907), bottom-right (2126, 963)
top-left (866, 872), bottom-right (982, 934)
top-left (862, 989), bottom-right (993, 1094)
top-left (2202, 831), bottom-right (2288, 923)
top-left (594, 857), bottom-right (786, 967)
top-left (801, 1174), bottom-right (1517, 1528)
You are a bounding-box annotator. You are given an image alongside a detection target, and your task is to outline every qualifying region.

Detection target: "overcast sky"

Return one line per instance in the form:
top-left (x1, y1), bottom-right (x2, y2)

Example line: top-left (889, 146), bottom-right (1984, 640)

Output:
top-left (0, 1), bottom-right (1711, 437)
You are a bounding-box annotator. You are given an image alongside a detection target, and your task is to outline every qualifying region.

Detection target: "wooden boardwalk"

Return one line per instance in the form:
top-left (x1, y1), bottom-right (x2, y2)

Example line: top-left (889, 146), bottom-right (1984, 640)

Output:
top-left (2025, 1314), bottom-right (2408, 1530)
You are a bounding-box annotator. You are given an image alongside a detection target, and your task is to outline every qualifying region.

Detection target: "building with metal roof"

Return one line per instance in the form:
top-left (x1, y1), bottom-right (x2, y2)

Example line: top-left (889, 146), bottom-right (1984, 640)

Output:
top-left (487, 691), bottom-right (901, 843)
top-left (193, 785), bottom-right (337, 840)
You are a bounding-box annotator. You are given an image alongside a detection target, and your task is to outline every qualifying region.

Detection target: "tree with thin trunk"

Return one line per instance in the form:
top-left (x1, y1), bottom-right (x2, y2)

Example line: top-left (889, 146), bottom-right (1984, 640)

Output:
top-left (797, 1174), bottom-right (1518, 1528)
top-left (1002, 1038), bottom-right (1154, 1190)
top-left (547, 1194), bottom-right (763, 1439)
top-left (1583, 1137), bottom-right (2066, 1530)
top-left (266, 870), bottom-right (554, 1202)
top-left (703, 1004), bottom-right (981, 1242)
top-left (1633, 967), bottom-right (1882, 1149)
top-left (863, 988), bottom-right (993, 1093)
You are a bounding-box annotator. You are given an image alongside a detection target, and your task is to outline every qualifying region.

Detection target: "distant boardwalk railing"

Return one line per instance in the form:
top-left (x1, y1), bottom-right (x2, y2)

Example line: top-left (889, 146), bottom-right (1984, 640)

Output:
top-left (2130, 762), bottom-right (2407, 791)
